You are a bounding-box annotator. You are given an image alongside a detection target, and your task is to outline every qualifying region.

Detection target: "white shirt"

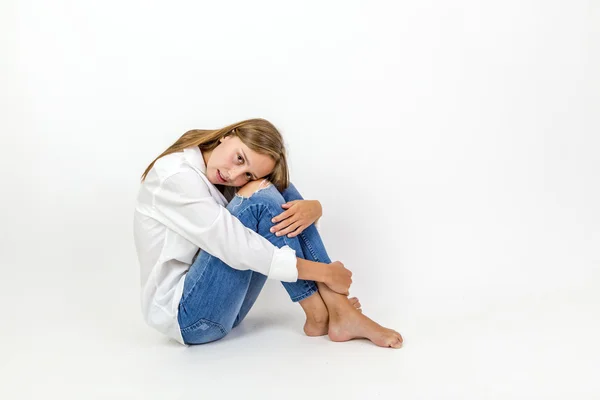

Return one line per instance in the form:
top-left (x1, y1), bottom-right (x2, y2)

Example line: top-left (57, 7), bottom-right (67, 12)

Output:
top-left (133, 146), bottom-right (299, 344)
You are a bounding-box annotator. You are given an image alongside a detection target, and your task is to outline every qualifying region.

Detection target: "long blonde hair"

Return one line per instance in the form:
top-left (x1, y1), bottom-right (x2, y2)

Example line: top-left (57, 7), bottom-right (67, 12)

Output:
top-left (140, 118), bottom-right (290, 191)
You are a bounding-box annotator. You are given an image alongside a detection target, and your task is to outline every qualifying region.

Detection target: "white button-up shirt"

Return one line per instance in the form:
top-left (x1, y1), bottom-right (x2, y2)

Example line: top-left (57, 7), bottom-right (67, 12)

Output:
top-left (133, 145), bottom-right (298, 343)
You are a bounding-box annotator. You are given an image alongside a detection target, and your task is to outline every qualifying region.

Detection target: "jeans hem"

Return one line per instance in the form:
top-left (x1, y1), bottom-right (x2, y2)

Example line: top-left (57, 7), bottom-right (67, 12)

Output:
top-left (289, 288), bottom-right (318, 303)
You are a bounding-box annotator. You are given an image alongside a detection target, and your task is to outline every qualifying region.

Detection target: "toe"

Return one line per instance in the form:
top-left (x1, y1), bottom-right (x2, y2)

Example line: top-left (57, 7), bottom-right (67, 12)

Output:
top-left (349, 298), bottom-right (361, 309)
top-left (391, 338), bottom-right (403, 348)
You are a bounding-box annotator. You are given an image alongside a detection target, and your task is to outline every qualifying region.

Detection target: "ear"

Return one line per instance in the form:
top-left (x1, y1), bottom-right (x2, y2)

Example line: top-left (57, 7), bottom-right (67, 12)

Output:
top-left (219, 135), bottom-right (230, 143)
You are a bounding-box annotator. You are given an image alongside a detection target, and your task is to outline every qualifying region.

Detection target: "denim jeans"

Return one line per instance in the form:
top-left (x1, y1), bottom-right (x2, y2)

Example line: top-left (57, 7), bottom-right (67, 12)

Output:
top-left (177, 182), bottom-right (332, 345)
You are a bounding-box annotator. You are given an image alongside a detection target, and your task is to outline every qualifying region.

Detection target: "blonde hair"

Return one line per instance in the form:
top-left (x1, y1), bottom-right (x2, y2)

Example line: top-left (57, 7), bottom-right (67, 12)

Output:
top-left (140, 118), bottom-right (290, 191)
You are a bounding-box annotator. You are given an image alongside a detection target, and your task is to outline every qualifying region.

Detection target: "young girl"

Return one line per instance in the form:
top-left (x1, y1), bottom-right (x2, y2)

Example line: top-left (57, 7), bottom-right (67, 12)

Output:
top-left (133, 118), bottom-right (403, 348)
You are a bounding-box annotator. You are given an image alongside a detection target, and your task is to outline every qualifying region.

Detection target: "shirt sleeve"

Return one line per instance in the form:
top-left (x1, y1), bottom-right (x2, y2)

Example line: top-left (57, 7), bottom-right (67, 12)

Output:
top-left (150, 171), bottom-right (298, 282)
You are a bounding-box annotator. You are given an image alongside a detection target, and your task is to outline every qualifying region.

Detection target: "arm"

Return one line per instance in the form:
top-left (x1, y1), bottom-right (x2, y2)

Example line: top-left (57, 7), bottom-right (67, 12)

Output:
top-left (150, 171), bottom-right (351, 293)
top-left (151, 170), bottom-right (299, 281)
top-left (297, 258), bottom-right (326, 282)
top-left (297, 258), bottom-right (352, 295)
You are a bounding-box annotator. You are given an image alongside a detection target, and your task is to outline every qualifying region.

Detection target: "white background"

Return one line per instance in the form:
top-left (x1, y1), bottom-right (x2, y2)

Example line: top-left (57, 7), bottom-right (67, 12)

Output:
top-left (1, 0), bottom-right (599, 398)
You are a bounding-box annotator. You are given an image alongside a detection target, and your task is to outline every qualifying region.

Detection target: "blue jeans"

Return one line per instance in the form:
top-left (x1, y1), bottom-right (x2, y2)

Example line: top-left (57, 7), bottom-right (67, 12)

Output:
top-left (177, 183), bottom-right (332, 345)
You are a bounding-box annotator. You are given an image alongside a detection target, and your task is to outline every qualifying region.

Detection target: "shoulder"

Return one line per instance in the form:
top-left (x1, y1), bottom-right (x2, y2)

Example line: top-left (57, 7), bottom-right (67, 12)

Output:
top-left (160, 168), bottom-right (212, 198)
top-left (145, 149), bottom-right (203, 185)
top-left (151, 151), bottom-right (189, 180)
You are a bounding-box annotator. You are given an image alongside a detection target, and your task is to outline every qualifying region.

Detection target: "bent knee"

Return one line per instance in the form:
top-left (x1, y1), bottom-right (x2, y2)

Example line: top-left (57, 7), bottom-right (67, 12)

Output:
top-left (181, 318), bottom-right (230, 345)
top-left (187, 331), bottom-right (229, 345)
top-left (236, 179), bottom-right (272, 198)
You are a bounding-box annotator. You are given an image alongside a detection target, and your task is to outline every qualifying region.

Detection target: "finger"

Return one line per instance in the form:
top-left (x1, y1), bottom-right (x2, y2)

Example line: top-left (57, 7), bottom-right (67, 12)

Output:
top-left (271, 220), bottom-right (292, 234)
top-left (271, 211), bottom-right (291, 224)
top-left (287, 224), bottom-right (307, 238)
top-left (281, 200), bottom-right (298, 209)
top-left (277, 221), bottom-right (301, 237)
top-left (324, 283), bottom-right (350, 296)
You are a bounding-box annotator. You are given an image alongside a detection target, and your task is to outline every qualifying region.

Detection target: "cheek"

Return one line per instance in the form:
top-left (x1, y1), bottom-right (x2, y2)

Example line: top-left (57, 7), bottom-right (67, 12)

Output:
top-left (233, 177), bottom-right (244, 186)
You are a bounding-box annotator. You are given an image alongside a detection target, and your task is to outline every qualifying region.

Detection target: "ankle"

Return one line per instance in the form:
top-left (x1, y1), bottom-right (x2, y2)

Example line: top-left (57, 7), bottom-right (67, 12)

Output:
top-left (304, 303), bottom-right (329, 324)
top-left (306, 310), bottom-right (329, 324)
top-left (299, 292), bottom-right (329, 322)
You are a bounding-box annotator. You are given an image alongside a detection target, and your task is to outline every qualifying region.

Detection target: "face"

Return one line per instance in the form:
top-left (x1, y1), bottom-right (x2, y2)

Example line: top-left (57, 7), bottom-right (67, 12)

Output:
top-left (203, 135), bottom-right (276, 187)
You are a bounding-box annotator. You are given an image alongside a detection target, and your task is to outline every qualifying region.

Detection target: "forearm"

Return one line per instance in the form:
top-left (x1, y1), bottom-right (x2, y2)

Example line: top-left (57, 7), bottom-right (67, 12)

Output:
top-left (296, 258), bottom-right (329, 282)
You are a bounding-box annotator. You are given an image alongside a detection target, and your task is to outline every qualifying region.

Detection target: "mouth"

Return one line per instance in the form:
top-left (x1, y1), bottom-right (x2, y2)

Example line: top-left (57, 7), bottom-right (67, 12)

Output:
top-left (217, 170), bottom-right (227, 184)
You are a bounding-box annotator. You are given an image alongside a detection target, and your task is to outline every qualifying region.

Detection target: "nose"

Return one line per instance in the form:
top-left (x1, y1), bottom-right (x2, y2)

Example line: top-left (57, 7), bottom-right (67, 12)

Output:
top-left (228, 167), bottom-right (246, 182)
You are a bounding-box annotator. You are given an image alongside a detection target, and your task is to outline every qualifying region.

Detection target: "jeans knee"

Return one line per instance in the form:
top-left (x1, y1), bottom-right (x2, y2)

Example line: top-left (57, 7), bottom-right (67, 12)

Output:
top-left (236, 179), bottom-right (272, 198)
top-left (240, 184), bottom-right (285, 210)
top-left (180, 318), bottom-right (230, 345)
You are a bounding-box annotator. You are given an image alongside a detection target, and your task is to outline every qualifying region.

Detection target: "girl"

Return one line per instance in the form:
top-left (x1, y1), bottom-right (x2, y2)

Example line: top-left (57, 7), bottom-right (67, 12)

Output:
top-left (133, 118), bottom-right (403, 348)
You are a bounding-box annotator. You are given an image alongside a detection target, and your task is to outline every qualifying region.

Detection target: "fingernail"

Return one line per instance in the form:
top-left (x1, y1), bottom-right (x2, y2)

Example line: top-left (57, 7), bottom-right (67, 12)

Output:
top-left (276, 232), bottom-right (280, 236)
top-left (271, 219), bottom-right (276, 222)
top-left (270, 228), bottom-right (274, 232)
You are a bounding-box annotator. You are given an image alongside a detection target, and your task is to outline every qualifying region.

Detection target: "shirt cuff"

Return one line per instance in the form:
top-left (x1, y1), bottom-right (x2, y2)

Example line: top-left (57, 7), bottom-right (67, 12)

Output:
top-left (268, 245), bottom-right (298, 282)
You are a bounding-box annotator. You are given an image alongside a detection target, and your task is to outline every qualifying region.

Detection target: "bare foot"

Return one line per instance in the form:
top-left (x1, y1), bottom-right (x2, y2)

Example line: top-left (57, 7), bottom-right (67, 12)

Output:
top-left (328, 305), bottom-right (403, 349)
top-left (303, 296), bottom-right (362, 336)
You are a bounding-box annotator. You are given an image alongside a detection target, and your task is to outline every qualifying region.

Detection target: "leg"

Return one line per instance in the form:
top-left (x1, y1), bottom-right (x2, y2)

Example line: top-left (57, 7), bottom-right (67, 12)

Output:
top-left (232, 270), bottom-right (267, 329)
top-left (281, 183), bottom-right (404, 348)
top-left (278, 183), bottom-right (330, 335)
top-left (178, 182), bottom-right (309, 344)
top-left (280, 183), bottom-right (362, 335)
top-left (236, 181), bottom-right (361, 336)
top-left (177, 207), bottom-right (268, 344)
top-left (178, 250), bottom-right (265, 344)
top-left (230, 182), bottom-right (332, 331)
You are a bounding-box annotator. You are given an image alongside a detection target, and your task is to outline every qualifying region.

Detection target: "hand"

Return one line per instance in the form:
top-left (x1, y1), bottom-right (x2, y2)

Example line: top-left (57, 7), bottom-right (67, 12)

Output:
top-left (270, 200), bottom-right (322, 238)
top-left (324, 261), bottom-right (353, 295)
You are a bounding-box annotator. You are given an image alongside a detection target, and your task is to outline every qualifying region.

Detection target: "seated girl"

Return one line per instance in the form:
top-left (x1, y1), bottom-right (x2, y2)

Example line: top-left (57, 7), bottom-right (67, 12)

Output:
top-left (133, 118), bottom-right (403, 348)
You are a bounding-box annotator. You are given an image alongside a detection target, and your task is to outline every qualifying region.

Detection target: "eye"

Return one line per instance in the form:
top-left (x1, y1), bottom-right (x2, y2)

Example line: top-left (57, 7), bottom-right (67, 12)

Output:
top-left (237, 155), bottom-right (244, 164)
top-left (246, 172), bottom-right (253, 180)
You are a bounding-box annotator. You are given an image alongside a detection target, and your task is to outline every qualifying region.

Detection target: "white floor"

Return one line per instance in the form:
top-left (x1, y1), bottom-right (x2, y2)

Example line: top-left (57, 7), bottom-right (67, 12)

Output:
top-left (1, 277), bottom-right (598, 400)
